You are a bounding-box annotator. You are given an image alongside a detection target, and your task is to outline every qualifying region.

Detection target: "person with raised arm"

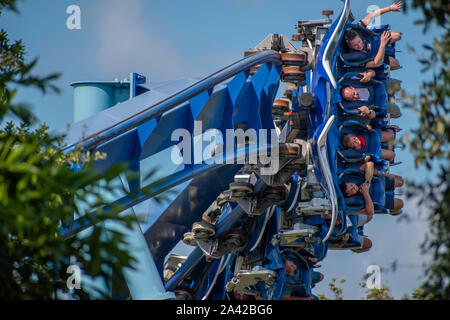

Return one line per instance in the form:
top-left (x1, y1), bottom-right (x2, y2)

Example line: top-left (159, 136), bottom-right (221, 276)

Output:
top-left (343, 1), bottom-right (404, 69)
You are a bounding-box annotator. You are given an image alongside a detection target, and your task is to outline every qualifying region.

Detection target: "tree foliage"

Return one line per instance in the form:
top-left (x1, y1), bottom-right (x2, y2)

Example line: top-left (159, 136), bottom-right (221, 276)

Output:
top-left (318, 278), bottom-right (431, 300)
top-left (359, 282), bottom-right (393, 300)
top-left (0, 1), bottom-right (138, 299)
top-left (401, 0), bottom-right (450, 300)
top-left (401, 287), bottom-right (435, 300)
top-left (328, 277), bottom-right (346, 300)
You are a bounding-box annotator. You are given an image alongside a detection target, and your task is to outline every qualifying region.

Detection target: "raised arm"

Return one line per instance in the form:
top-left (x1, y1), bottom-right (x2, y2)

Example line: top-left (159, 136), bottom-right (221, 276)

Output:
top-left (359, 182), bottom-right (375, 216)
top-left (365, 31), bottom-right (391, 68)
top-left (360, 160), bottom-right (375, 183)
top-left (359, 69), bottom-right (376, 82)
top-left (360, 1), bottom-right (404, 27)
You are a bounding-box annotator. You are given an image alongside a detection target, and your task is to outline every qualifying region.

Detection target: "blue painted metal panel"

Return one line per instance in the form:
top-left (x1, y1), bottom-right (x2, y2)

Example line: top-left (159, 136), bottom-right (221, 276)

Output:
top-left (94, 129), bottom-right (140, 174)
top-left (59, 0), bottom-right (388, 300)
top-left (60, 78), bottom-right (200, 148)
top-left (139, 102), bottom-right (194, 160)
top-left (63, 51), bottom-right (281, 153)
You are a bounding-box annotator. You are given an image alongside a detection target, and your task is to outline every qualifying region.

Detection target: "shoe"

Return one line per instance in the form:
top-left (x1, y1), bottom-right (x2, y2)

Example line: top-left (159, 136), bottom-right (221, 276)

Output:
top-left (390, 65), bottom-right (403, 71)
top-left (389, 209), bottom-right (403, 216)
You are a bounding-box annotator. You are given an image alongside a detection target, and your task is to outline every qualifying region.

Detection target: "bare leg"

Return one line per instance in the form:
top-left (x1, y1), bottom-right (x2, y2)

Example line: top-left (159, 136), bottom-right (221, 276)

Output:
top-left (389, 31), bottom-right (402, 44)
top-left (389, 56), bottom-right (401, 69)
top-left (359, 161), bottom-right (374, 183)
top-left (394, 175), bottom-right (404, 187)
top-left (362, 237), bottom-right (372, 250)
top-left (393, 198), bottom-right (404, 210)
top-left (381, 149), bottom-right (395, 162)
top-left (335, 233), bottom-right (350, 248)
top-left (352, 237), bottom-right (373, 253)
top-left (381, 130), bottom-right (395, 142)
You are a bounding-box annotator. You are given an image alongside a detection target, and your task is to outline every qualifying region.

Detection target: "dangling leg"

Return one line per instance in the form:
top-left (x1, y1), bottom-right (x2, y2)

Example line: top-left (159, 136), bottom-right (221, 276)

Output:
top-left (381, 129), bottom-right (395, 142)
top-left (381, 149), bottom-right (395, 162)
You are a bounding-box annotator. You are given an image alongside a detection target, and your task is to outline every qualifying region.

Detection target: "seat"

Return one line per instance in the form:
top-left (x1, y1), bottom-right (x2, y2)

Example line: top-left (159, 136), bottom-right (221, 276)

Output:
top-left (339, 22), bottom-right (395, 70)
top-left (338, 120), bottom-right (382, 160)
top-left (336, 75), bottom-right (388, 119)
top-left (281, 249), bottom-right (313, 297)
top-left (339, 169), bottom-right (387, 213)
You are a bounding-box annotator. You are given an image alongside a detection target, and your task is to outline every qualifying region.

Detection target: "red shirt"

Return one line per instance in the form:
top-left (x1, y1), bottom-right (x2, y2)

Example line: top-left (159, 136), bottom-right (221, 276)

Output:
top-left (356, 136), bottom-right (366, 149)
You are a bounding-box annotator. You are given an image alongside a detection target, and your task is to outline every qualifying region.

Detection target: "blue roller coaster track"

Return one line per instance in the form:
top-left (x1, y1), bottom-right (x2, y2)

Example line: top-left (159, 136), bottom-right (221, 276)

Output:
top-left (60, 0), bottom-right (405, 300)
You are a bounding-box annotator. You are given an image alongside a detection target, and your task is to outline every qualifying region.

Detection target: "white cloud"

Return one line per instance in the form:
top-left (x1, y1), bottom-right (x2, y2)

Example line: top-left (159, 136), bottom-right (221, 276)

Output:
top-left (91, 0), bottom-right (185, 82)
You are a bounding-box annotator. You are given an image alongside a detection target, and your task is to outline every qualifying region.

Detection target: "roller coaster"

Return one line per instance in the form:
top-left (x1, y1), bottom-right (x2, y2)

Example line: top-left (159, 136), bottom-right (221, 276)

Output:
top-left (60, 0), bottom-right (405, 300)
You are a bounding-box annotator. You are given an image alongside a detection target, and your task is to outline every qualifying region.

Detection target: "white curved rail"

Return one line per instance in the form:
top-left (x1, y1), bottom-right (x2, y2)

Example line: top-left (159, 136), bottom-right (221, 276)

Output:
top-left (317, 115), bottom-right (338, 243)
top-left (322, 0), bottom-right (351, 89)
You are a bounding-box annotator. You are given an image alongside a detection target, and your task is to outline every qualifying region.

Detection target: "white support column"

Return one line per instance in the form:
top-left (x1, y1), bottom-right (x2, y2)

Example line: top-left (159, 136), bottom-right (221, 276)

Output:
top-left (105, 213), bottom-right (175, 300)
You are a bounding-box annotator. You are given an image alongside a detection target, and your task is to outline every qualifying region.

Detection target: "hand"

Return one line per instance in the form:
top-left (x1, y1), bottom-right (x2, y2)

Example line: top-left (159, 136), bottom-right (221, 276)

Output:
top-left (359, 182), bottom-right (370, 195)
top-left (358, 106), bottom-right (370, 116)
top-left (366, 124), bottom-right (373, 131)
top-left (364, 155), bottom-right (371, 163)
top-left (336, 233), bottom-right (350, 248)
top-left (389, 1), bottom-right (403, 12)
top-left (380, 31), bottom-right (392, 46)
top-left (359, 72), bottom-right (373, 82)
top-left (307, 256), bottom-right (318, 264)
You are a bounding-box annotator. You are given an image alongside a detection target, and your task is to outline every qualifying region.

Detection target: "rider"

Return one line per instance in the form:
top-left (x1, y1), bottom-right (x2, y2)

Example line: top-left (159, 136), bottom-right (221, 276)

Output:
top-left (341, 129), bottom-right (396, 162)
top-left (343, 1), bottom-right (403, 69)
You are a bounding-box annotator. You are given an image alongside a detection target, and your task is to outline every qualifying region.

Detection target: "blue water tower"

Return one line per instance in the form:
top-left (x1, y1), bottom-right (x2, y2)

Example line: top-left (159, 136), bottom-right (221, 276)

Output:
top-left (71, 73), bottom-right (148, 122)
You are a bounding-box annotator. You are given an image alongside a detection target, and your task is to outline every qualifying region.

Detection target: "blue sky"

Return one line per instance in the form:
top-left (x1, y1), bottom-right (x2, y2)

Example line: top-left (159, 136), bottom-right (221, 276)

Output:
top-left (1, 0), bottom-right (442, 299)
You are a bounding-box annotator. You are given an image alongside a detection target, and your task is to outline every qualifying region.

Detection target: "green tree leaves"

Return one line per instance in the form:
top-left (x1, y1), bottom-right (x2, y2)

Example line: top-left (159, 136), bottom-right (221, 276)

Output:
top-left (0, 1), bottom-right (138, 299)
top-left (401, 0), bottom-right (450, 300)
